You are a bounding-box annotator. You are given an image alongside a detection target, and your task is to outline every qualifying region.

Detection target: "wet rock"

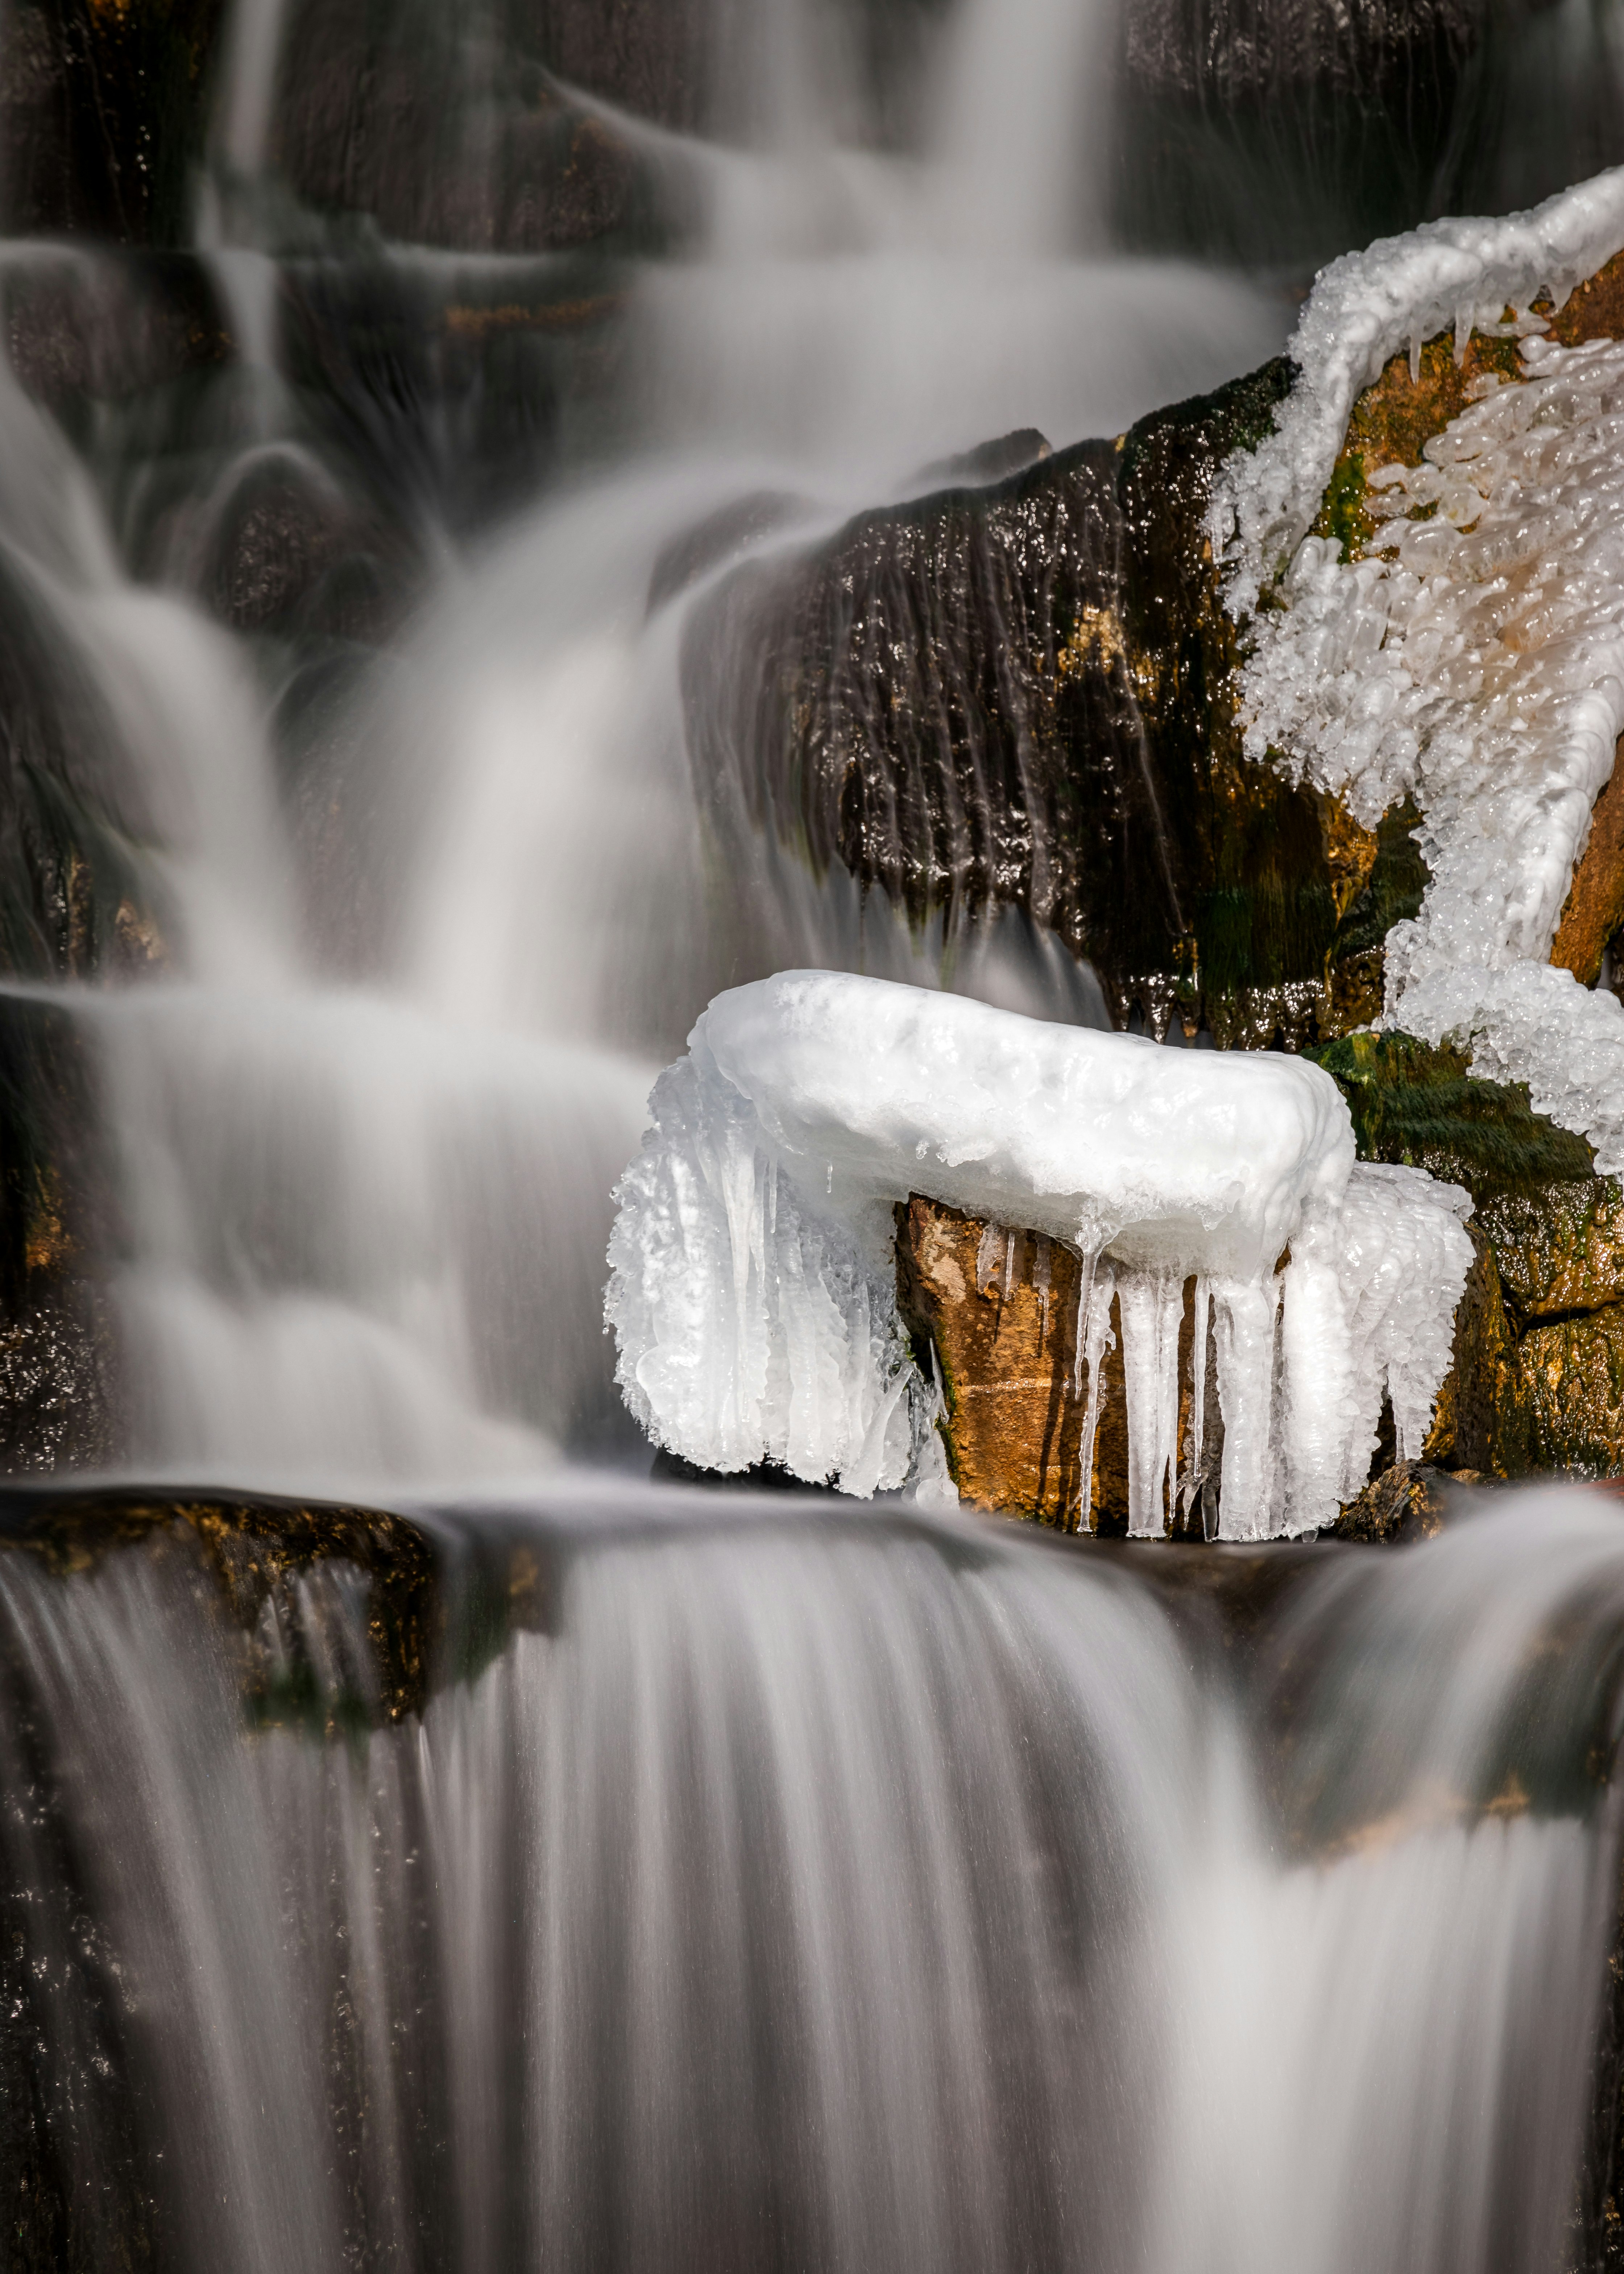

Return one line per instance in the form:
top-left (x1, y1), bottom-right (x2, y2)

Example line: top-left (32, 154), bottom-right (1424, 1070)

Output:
top-left (273, 0), bottom-right (683, 257)
top-left (1306, 1034), bottom-right (1624, 1479)
top-left (0, 1485), bottom-right (559, 1721)
top-left (279, 256), bottom-right (627, 537)
top-left (0, 996), bottom-right (126, 1476)
top-left (523, 0), bottom-right (715, 132)
top-left (200, 448), bottom-right (418, 642)
top-left (4, 254), bottom-right (231, 413)
top-left (1481, 1179), bottom-right (1624, 1322)
top-left (1310, 1031), bottom-right (1595, 1206)
top-left (1514, 1309), bottom-right (1624, 1480)
top-left (893, 1193), bottom-right (1209, 1536)
top-left (1114, 0), bottom-right (1620, 268)
top-left (1300, 1048), bottom-right (1624, 1484)
top-left (912, 427), bottom-right (1053, 491)
top-left (0, 548), bottom-right (168, 985)
top-left (0, 0), bottom-right (229, 247)
top-left (1333, 1458), bottom-right (1458, 1542)
top-left (647, 490), bottom-right (807, 616)
top-left (1424, 1223), bottom-right (1530, 1476)
top-left (683, 360), bottom-right (1393, 1048)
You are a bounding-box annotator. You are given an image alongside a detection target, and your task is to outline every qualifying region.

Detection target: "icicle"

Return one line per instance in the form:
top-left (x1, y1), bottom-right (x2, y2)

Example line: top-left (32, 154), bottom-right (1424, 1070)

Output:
top-left (1074, 1261), bottom-right (1115, 1534)
top-left (1071, 1249), bottom-right (1100, 1401)
top-left (1118, 1268), bottom-right (1184, 1539)
top-left (1033, 1235), bottom-right (1052, 1342)
top-left (1453, 306), bottom-right (1469, 365)
top-left (1180, 1278), bottom-right (1209, 1519)
top-left (1409, 331), bottom-right (1421, 383)
top-left (1211, 1273), bottom-right (1282, 1542)
top-left (1003, 1227), bottom-right (1017, 1299)
top-left (975, 1219), bottom-right (1004, 1297)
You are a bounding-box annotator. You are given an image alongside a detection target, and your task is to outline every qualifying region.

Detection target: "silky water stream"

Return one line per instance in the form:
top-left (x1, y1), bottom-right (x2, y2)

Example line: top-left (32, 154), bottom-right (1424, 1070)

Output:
top-left (1, 1483), bottom-right (1620, 2271)
top-left (0, 0), bottom-right (1622, 2261)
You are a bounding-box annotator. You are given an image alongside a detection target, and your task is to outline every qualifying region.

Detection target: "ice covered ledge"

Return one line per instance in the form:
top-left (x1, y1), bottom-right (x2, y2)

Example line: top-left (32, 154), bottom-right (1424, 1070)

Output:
top-left (605, 973), bottom-right (1473, 1540)
top-left (1215, 165), bottom-right (1624, 1173)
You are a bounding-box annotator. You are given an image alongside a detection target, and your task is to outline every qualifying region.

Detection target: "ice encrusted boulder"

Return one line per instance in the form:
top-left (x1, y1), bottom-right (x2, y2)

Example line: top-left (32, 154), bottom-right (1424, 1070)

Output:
top-left (1214, 164), bottom-right (1624, 1174)
top-left (606, 973), bottom-right (1473, 1539)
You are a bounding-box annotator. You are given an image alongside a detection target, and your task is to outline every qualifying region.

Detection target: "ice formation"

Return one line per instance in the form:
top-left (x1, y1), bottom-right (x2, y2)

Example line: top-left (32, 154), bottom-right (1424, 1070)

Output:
top-left (606, 973), bottom-right (1472, 1537)
top-left (1215, 168), bottom-right (1624, 1169)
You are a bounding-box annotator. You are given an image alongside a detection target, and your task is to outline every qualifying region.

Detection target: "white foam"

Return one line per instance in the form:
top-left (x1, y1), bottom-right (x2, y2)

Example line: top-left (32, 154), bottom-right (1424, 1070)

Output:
top-left (605, 974), bottom-right (1470, 1533)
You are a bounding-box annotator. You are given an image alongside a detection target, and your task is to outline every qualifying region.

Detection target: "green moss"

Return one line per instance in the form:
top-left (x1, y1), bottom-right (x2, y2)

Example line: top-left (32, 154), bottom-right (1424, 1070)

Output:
top-left (1310, 450), bottom-right (1371, 562)
top-left (1309, 1030), bottom-right (1594, 1204)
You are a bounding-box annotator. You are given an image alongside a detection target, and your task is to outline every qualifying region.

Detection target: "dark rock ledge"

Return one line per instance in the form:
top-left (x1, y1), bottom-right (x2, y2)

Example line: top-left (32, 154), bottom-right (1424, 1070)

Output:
top-left (0, 1484), bottom-right (558, 1728)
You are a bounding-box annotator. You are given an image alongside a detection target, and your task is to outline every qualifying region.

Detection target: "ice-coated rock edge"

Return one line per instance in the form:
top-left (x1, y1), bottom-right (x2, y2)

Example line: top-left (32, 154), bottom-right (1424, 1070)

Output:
top-left (1216, 168), bottom-right (1624, 1174)
top-left (1209, 163), bottom-right (1624, 614)
top-left (605, 973), bottom-right (1472, 1538)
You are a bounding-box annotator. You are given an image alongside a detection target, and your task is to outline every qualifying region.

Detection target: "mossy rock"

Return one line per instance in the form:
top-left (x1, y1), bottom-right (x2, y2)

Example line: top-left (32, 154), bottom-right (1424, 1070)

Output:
top-left (1309, 1031), bottom-right (1624, 1481)
top-left (1513, 1309), bottom-right (1624, 1479)
top-left (1479, 1180), bottom-right (1624, 1323)
top-left (1309, 1029), bottom-right (1594, 1207)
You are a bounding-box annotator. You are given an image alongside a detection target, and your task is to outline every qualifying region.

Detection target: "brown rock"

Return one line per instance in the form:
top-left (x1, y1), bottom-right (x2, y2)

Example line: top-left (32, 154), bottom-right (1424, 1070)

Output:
top-left (1551, 743), bottom-right (1624, 987)
top-left (894, 1195), bottom-right (1209, 1535)
top-left (1480, 1177), bottom-right (1624, 1322)
top-left (895, 1194), bottom-right (1091, 1526)
top-left (1334, 1461), bottom-right (1455, 1543)
top-left (1427, 1224), bottom-right (1532, 1475)
top-left (1519, 1306), bottom-right (1624, 1477)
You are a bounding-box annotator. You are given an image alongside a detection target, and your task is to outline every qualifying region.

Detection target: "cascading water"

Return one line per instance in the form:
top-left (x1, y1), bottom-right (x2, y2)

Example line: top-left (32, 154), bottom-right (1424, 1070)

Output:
top-left (0, 0), bottom-right (1290, 1483)
top-left (2, 1484), bottom-right (1621, 2270)
top-left (3, 0), bottom-right (1624, 2263)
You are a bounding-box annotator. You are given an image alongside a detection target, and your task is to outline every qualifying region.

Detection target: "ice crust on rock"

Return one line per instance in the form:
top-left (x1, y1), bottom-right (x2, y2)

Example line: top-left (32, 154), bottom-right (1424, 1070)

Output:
top-left (1219, 171), bottom-right (1624, 1172)
top-left (1211, 165), bottom-right (1624, 615)
top-left (605, 973), bottom-right (1472, 1535)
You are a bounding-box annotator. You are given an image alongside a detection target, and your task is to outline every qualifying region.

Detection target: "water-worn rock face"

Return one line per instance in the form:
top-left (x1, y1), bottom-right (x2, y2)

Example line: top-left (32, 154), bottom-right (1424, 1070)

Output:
top-left (682, 360), bottom-right (1422, 1048)
top-left (0, 1484), bottom-right (552, 2268)
top-left (894, 1194), bottom-right (1212, 1536)
top-left (896, 1196), bottom-right (1096, 1527)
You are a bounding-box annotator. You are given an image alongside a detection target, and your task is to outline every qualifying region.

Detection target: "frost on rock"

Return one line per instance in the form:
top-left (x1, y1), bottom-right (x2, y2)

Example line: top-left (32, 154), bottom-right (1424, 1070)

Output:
top-left (605, 973), bottom-right (1471, 1534)
top-left (1211, 166), bottom-right (1624, 615)
top-left (1219, 168), bottom-right (1624, 1173)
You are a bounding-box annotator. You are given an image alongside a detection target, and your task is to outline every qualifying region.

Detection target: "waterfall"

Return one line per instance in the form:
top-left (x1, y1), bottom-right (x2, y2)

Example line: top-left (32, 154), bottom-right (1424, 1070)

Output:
top-left (3, 0), bottom-right (1624, 2261)
top-left (0, 0), bottom-right (1292, 1488)
top-left (0, 1485), bottom-right (1617, 2269)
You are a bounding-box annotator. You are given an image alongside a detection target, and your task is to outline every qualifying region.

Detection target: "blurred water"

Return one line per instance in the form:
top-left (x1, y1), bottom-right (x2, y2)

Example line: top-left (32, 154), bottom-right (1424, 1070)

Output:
top-left (0, 0), bottom-right (1302, 1487)
top-left (0, 1484), bottom-right (1617, 2270)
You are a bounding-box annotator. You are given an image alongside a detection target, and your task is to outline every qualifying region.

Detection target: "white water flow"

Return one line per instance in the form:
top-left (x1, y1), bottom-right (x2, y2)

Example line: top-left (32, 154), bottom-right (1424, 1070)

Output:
top-left (0, 1488), bottom-right (1617, 2270)
top-left (0, 0), bottom-right (1289, 1490)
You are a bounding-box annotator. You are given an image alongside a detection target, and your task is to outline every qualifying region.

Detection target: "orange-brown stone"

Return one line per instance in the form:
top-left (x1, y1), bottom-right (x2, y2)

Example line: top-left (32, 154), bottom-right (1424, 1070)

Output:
top-left (1552, 739), bottom-right (1624, 987)
top-left (894, 1195), bottom-right (1204, 1535)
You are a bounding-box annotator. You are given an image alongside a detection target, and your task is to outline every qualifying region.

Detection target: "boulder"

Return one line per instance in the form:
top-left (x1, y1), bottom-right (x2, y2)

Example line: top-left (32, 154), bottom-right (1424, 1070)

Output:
top-left (682, 358), bottom-right (1406, 1049)
top-left (0, 547), bottom-right (167, 984)
top-left (894, 1193), bottom-right (1209, 1537)
top-left (0, 0), bottom-right (227, 246)
top-left (0, 997), bottom-right (126, 1476)
top-left (892, 1037), bottom-right (1624, 1525)
top-left (271, 0), bottom-right (688, 258)
top-left (895, 1194), bottom-right (1093, 1527)
top-left (1331, 1460), bottom-right (1461, 1543)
